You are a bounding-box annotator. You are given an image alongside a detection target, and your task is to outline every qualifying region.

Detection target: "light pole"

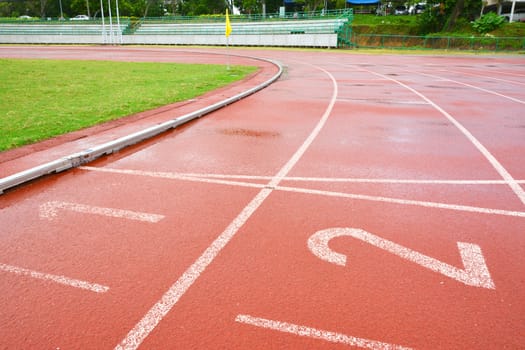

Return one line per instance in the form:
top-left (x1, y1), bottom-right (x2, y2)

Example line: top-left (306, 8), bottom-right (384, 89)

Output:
top-left (107, 0), bottom-right (113, 44)
top-left (99, 0), bottom-right (106, 43)
top-left (510, 0), bottom-right (516, 22)
top-left (116, 0), bottom-right (122, 43)
top-left (58, 0), bottom-right (63, 19)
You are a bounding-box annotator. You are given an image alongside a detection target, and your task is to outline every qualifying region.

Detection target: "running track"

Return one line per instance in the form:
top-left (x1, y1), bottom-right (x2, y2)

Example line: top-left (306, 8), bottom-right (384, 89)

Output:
top-left (0, 46), bottom-right (524, 349)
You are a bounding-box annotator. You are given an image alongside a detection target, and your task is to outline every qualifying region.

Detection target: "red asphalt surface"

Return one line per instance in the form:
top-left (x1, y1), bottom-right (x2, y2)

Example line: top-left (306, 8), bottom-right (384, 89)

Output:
top-left (0, 46), bottom-right (524, 349)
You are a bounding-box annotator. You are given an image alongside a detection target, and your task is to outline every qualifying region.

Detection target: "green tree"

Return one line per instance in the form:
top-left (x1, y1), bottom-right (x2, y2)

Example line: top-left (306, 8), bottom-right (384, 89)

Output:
top-left (234, 0), bottom-right (285, 14)
top-left (179, 0), bottom-right (226, 15)
top-left (415, 0), bottom-right (482, 34)
top-left (237, 0), bottom-right (259, 14)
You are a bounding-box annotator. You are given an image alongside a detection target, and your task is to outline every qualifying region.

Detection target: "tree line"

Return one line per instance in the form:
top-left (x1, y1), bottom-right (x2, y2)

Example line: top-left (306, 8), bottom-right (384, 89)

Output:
top-left (1, 0), bottom-right (481, 33)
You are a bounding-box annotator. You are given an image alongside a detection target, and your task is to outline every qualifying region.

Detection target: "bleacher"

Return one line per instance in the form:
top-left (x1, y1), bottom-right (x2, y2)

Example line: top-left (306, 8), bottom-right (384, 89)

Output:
top-left (0, 24), bottom-right (107, 35)
top-left (135, 19), bottom-right (348, 36)
top-left (0, 10), bottom-right (352, 47)
top-left (128, 11), bottom-right (352, 47)
top-left (0, 20), bottom-right (128, 44)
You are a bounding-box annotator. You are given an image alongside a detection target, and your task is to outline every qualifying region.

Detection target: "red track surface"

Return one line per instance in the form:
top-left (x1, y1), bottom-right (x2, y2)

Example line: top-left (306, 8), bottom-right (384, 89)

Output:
top-left (1, 46), bottom-right (524, 349)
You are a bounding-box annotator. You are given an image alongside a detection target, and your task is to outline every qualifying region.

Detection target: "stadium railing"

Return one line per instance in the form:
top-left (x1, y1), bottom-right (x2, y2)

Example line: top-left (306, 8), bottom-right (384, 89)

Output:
top-left (0, 19), bottom-right (130, 36)
top-left (0, 11), bottom-right (354, 47)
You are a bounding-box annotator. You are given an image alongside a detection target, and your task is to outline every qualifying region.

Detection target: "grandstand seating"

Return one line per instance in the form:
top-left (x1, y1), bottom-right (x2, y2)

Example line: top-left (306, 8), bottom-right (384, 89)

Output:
top-left (0, 12), bottom-right (352, 47)
top-left (0, 21), bottom-right (129, 35)
top-left (0, 22), bottom-right (126, 44)
top-left (0, 24), bottom-right (105, 35)
top-left (134, 19), bottom-right (347, 36)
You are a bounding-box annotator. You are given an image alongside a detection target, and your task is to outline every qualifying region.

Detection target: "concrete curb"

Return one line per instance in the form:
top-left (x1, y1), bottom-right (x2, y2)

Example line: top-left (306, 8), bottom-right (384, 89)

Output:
top-left (0, 55), bottom-right (283, 194)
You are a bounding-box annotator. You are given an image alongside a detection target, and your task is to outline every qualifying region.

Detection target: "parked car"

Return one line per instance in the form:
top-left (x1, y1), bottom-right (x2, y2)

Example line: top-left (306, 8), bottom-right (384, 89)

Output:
top-left (18, 15), bottom-right (32, 19)
top-left (409, 3), bottom-right (426, 14)
top-left (394, 5), bottom-right (408, 15)
top-left (71, 15), bottom-right (90, 20)
top-left (501, 8), bottom-right (525, 22)
top-left (415, 4), bottom-right (426, 13)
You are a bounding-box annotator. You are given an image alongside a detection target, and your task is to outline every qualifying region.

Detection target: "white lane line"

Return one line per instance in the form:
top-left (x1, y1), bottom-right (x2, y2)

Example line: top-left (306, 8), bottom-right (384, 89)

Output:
top-left (440, 69), bottom-right (525, 87)
top-left (81, 167), bottom-right (525, 218)
top-left (79, 166), bottom-right (266, 189)
top-left (276, 185), bottom-right (525, 218)
top-left (282, 177), bottom-right (525, 184)
top-left (0, 263), bottom-right (109, 293)
top-left (39, 201), bottom-right (164, 223)
top-left (419, 71), bottom-right (525, 105)
top-left (450, 67), bottom-right (525, 79)
top-left (80, 167), bottom-right (525, 185)
top-left (362, 68), bottom-right (525, 207)
top-left (235, 314), bottom-right (413, 350)
top-left (114, 64), bottom-right (339, 350)
top-left (337, 97), bottom-right (430, 105)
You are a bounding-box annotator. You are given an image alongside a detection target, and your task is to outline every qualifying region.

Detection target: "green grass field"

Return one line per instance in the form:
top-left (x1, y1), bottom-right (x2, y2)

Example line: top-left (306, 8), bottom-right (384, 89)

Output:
top-left (0, 58), bottom-right (256, 151)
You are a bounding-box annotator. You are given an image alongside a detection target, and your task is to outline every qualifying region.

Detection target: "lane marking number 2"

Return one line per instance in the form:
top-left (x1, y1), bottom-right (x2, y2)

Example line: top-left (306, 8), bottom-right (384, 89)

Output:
top-left (308, 228), bottom-right (495, 289)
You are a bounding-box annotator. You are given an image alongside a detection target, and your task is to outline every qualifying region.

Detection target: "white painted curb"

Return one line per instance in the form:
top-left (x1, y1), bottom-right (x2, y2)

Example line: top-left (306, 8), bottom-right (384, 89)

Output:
top-left (0, 55), bottom-right (283, 194)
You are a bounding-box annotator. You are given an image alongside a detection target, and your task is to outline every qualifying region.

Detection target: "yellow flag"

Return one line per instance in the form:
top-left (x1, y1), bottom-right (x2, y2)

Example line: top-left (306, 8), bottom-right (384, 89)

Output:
top-left (225, 8), bottom-right (232, 37)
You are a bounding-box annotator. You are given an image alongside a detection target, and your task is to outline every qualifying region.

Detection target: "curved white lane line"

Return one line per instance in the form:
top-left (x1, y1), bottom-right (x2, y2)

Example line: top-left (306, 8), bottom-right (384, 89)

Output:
top-left (458, 67), bottom-right (525, 79)
top-left (419, 71), bottom-right (525, 105)
top-left (114, 64), bottom-right (338, 350)
top-left (441, 69), bottom-right (525, 87)
top-left (361, 68), bottom-right (525, 207)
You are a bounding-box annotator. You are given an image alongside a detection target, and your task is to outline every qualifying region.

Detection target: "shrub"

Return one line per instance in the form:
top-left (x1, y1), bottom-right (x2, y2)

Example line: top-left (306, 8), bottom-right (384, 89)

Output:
top-left (417, 7), bottom-right (446, 35)
top-left (472, 12), bottom-right (505, 33)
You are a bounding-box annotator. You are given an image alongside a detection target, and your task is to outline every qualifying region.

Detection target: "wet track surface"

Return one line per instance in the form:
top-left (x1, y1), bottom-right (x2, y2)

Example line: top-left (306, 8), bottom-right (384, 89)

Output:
top-left (1, 46), bottom-right (524, 349)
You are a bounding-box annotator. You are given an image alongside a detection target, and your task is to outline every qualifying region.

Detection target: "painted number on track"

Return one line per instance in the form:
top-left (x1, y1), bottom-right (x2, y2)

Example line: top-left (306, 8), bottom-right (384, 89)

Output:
top-left (308, 227), bottom-right (495, 289)
top-left (39, 201), bottom-right (165, 223)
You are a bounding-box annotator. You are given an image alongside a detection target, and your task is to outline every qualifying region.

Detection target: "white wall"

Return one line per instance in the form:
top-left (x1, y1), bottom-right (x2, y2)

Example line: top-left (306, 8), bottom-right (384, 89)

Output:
top-left (0, 32), bottom-right (340, 47)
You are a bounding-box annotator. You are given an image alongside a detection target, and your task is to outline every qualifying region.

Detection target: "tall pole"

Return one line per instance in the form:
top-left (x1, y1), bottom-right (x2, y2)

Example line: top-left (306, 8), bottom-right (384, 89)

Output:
top-left (225, 8), bottom-right (232, 70)
top-left (108, 0), bottom-right (114, 44)
top-left (58, 0), bottom-right (63, 19)
top-left (100, 0), bottom-right (106, 43)
top-left (116, 0), bottom-right (122, 44)
top-left (510, 0), bottom-right (516, 22)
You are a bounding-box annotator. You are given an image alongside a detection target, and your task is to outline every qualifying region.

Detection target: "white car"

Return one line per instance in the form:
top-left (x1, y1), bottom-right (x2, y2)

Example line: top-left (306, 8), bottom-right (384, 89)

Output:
top-left (71, 15), bottom-right (90, 21)
top-left (501, 9), bottom-right (525, 22)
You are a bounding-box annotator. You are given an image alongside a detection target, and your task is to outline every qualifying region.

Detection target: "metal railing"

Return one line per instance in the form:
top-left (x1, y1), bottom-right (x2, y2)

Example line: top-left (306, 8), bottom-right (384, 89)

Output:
top-left (141, 9), bottom-right (353, 23)
top-left (135, 20), bottom-right (349, 35)
top-left (0, 18), bottom-right (130, 35)
top-left (132, 9), bottom-right (353, 45)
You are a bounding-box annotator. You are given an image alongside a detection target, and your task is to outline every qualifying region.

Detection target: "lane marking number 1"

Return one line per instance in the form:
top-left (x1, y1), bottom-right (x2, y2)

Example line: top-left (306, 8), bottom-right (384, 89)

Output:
top-left (308, 227), bottom-right (495, 289)
top-left (39, 201), bottom-right (164, 223)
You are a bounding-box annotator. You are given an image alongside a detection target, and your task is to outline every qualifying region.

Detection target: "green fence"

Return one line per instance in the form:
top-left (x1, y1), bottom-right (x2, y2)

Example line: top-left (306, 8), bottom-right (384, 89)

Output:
top-left (142, 9), bottom-right (353, 24)
top-left (352, 33), bottom-right (525, 51)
